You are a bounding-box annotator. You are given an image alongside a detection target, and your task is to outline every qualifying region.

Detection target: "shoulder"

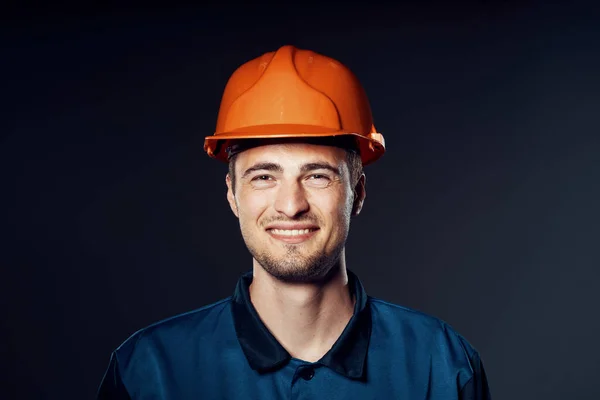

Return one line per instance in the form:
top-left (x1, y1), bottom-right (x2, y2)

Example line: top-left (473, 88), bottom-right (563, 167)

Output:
top-left (368, 296), bottom-right (481, 377)
top-left (112, 297), bottom-right (232, 368)
top-left (368, 297), bottom-right (490, 396)
top-left (369, 296), bottom-right (476, 347)
top-left (369, 296), bottom-right (446, 332)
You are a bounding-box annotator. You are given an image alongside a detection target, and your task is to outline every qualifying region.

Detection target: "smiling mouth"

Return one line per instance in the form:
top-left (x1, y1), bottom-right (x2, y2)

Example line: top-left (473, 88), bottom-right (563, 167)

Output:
top-left (269, 228), bottom-right (316, 236)
top-left (266, 228), bottom-right (319, 243)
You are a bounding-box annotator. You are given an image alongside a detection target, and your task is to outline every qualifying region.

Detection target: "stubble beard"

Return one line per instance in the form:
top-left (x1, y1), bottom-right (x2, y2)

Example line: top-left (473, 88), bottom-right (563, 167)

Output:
top-left (243, 230), bottom-right (348, 283)
top-left (238, 195), bottom-right (354, 283)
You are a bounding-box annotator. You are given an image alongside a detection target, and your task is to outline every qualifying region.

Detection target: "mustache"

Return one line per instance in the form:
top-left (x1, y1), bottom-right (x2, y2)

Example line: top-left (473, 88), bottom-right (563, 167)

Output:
top-left (260, 215), bottom-right (322, 227)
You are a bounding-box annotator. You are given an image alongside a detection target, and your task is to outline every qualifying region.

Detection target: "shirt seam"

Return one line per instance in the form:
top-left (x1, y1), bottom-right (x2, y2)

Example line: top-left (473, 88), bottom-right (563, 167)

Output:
top-left (459, 374), bottom-right (474, 394)
top-left (114, 351), bottom-right (134, 398)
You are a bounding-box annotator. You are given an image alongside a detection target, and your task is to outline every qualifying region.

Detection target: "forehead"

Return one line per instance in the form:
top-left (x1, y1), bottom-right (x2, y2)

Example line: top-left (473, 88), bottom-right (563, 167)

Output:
top-left (234, 142), bottom-right (348, 171)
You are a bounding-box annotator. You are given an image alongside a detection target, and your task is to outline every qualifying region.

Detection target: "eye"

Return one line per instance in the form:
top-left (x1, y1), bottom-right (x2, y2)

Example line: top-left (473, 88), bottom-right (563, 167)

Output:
top-left (253, 175), bottom-right (273, 181)
top-left (249, 174), bottom-right (276, 189)
top-left (305, 173), bottom-right (331, 187)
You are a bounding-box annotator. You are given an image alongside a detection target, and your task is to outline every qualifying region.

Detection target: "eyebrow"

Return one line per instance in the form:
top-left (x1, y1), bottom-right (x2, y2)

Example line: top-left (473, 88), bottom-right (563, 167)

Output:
top-left (300, 162), bottom-right (340, 176)
top-left (241, 162), bottom-right (340, 179)
top-left (241, 162), bottom-right (283, 179)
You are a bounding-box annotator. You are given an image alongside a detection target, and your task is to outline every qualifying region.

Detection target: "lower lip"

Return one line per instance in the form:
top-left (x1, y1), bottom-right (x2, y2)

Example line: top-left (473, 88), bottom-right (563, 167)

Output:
top-left (267, 229), bottom-right (319, 244)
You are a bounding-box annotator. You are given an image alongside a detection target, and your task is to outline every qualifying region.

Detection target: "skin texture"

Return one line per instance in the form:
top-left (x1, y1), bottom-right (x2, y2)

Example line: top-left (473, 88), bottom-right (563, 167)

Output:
top-left (225, 142), bottom-right (367, 361)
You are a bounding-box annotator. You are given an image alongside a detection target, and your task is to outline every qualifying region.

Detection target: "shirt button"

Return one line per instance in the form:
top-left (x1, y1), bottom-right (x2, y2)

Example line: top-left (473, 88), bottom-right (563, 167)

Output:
top-left (300, 367), bottom-right (315, 381)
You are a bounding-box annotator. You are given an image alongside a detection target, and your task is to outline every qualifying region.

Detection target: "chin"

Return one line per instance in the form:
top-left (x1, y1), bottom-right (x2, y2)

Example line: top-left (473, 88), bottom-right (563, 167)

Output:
top-left (265, 268), bottom-right (328, 284)
top-left (256, 250), bottom-right (342, 284)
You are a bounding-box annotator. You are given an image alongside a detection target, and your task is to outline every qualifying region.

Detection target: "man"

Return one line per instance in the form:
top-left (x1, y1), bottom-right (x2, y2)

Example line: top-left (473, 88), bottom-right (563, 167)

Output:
top-left (97, 45), bottom-right (491, 399)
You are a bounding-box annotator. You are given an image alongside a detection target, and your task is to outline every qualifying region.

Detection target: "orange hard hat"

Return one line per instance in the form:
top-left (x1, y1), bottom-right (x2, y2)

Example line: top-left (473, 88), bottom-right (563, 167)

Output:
top-left (204, 45), bottom-right (385, 166)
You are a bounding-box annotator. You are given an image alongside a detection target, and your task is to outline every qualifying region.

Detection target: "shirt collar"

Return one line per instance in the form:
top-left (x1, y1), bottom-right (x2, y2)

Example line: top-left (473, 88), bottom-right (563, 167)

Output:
top-left (231, 269), bottom-right (371, 380)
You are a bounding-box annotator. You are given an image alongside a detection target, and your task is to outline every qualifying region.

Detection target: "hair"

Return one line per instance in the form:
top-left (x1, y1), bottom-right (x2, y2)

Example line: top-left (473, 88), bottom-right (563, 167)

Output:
top-left (228, 148), bottom-right (363, 195)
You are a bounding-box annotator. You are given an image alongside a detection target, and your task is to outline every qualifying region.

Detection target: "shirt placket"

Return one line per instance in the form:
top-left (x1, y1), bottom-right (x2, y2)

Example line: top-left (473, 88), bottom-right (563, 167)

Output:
top-left (290, 362), bottom-right (321, 400)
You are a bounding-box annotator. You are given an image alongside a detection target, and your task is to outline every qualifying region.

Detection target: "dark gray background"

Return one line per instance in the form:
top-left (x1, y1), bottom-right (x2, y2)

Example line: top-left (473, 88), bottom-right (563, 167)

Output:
top-left (2, 3), bottom-right (599, 399)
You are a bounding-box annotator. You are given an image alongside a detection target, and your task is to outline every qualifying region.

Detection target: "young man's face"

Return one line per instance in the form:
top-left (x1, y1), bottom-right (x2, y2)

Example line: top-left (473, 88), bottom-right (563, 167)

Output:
top-left (226, 142), bottom-right (365, 283)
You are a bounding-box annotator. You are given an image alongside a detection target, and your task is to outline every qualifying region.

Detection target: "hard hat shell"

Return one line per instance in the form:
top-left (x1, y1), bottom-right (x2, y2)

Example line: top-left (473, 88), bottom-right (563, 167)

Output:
top-left (204, 45), bottom-right (385, 166)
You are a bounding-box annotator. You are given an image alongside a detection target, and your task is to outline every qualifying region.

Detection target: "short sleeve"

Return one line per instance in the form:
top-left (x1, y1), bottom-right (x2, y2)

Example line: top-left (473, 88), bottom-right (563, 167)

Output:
top-left (96, 352), bottom-right (132, 400)
top-left (459, 351), bottom-right (492, 400)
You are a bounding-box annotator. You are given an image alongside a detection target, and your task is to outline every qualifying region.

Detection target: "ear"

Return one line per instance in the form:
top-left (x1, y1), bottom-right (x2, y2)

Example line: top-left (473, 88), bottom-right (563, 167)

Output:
top-left (352, 174), bottom-right (366, 216)
top-left (226, 174), bottom-right (239, 218)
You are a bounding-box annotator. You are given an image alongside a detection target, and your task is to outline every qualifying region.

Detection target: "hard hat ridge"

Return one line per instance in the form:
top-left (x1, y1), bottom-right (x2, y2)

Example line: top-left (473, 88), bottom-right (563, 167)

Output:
top-left (204, 45), bottom-right (385, 165)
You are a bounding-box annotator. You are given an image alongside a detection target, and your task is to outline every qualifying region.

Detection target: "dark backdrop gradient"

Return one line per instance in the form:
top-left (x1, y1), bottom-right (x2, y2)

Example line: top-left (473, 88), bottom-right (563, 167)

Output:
top-left (2, 3), bottom-right (599, 400)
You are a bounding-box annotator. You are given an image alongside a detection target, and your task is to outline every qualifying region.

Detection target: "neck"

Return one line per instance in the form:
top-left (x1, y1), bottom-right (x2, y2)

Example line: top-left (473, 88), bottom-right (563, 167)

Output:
top-left (248, 253), bottom-right (355, 363)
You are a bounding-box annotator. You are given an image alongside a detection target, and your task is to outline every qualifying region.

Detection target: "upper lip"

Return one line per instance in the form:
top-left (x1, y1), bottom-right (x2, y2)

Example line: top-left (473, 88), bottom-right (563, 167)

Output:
top-left (266, 224), bottom-right (319, 230)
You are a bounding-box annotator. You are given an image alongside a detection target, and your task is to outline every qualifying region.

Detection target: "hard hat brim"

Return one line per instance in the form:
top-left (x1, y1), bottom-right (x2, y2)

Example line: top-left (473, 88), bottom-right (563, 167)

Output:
top-left (204, 124), bottom-right (385, 166)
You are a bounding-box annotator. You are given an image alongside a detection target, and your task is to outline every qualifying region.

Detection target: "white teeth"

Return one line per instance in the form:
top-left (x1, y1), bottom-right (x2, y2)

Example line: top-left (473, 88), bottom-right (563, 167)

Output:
top-left (271, 228), bottom-right (312, 236)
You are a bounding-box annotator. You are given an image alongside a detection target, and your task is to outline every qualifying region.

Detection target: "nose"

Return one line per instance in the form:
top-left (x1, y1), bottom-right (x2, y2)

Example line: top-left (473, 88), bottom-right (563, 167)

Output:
top-left (273, 179), bottom-right (309, 218)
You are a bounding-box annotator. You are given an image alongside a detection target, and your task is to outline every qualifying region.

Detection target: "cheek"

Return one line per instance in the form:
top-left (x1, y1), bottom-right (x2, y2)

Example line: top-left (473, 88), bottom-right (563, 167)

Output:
top-left (237, 192), bottom-right (270, 224)
top-left (317, 191), bottom-right (353, 228)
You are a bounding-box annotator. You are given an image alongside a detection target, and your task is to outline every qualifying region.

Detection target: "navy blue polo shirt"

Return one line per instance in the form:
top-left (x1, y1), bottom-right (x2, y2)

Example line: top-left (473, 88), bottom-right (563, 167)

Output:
top-left (97, 270), bottom-right (491, 399)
